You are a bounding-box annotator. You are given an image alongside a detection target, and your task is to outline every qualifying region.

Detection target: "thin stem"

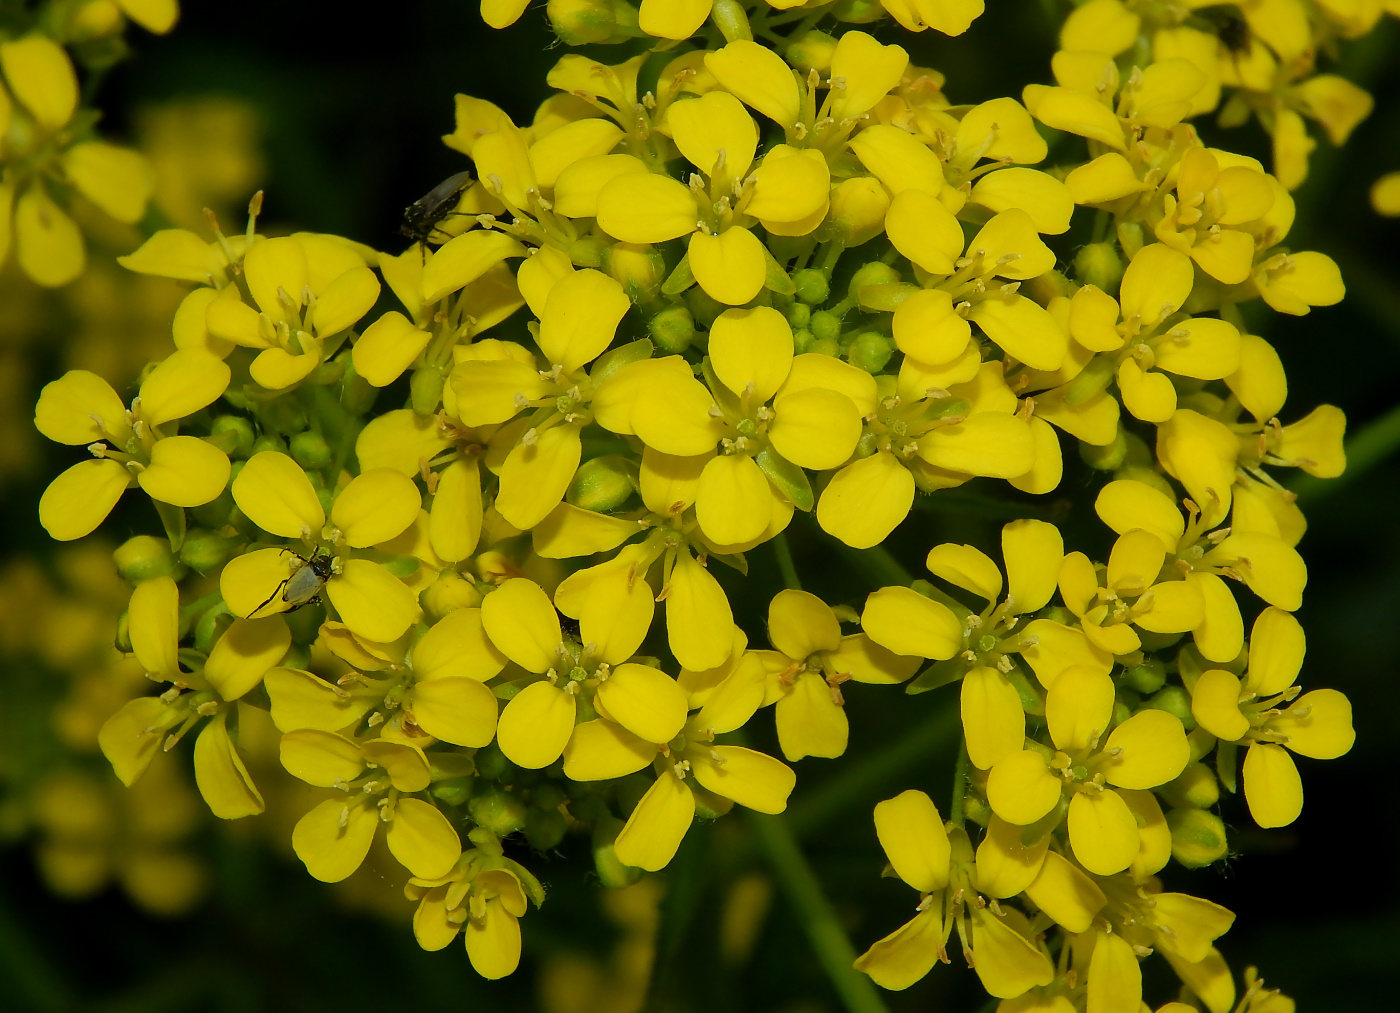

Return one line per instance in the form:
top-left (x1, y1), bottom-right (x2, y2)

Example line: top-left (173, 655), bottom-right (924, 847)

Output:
top-left (948, 737), bottom-right (971, 827)
top-left (643, 821), bottom-right (710, 1013)
top-left (745, 811), bottom-right (891, 1013)
top-left (773, 531), bottom-right (802, 591)
top-left (1291, 400), bottom-right (1400, 505)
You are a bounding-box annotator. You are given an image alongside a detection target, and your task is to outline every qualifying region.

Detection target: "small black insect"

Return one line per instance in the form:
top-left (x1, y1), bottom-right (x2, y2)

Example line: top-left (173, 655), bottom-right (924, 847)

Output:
top-left (249, 549), bottom-right (335, 619)
top-left (1194, 3), bottom-right (1250, 55)
top-left (400, 170), bottom-right (475, 248)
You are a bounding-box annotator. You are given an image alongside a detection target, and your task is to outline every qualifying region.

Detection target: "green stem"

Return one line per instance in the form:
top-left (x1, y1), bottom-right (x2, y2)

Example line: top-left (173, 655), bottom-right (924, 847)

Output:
top-left (949, 737), bottom-right (971, 827)
top-left (1291, 400), bottom-right (1400, 505)
top-left (745, 811), bottom-right (891, 1013)
top-left (644, 821), bottom-right (710, 1013)
top-left (773, 531), bottom-right (802, 591)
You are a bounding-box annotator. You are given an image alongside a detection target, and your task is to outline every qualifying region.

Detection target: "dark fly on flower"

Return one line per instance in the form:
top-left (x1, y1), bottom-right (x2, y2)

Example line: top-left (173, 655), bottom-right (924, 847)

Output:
top-left (1193, 3), bottom-right (1250, 56)
top-left (400, 170), bottom-right (475, 249)
top-left (249, 548), bottom-right (335, 618)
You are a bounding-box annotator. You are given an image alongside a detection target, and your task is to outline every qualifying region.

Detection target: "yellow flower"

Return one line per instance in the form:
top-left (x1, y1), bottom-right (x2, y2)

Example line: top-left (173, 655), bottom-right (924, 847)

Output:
top-left (35, 352), bottom-right (232, 540)
top-left (0, 34), bottom-right (154, 285)
top-left (1188, 608), bottom-right (1354, 827)
top-left (222, 452), bottom-right (423, 643)
top-left (281, 728), bottom-right (461, 881)
top-left (757, 589), bottom-right (920, 761)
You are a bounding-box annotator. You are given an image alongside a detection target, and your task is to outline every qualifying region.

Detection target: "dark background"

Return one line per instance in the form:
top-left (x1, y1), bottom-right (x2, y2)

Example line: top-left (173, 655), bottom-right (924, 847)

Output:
top-left (3, 2), bottom-right (1398, 1010)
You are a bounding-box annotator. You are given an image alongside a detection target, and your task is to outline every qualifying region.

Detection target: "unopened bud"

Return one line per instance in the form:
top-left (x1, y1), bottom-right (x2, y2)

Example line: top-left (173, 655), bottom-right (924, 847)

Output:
top-left (1142, 684), bottom-right (1195, 730)
top-left (547, 0), bottom-right (640, 45)
top-left (608, 242), bottom-right (664, 300)
top-left (290, 431), bottom-right (332, 470)
top-left (209, 415), bottom-right (256, 457)
top-left (411, 363), bottom-right (448, 416)
top-left (469, 787), bottom-right (529, 837)
top-left (1074, 241), bottom-right (1125, 295)
top-left (422, 571), bottom-right (484, 619)
top-left (786, 29), bottom-right (837, 73)
top-left (648, 305), bottom-right (696, 354)
top-left (180, 529), bottom-right (236, 575)
top-left (825, 177), bottom-right (890, 247)
top-left (592, 816), bottom-right (643, 887)
top-left (785, 302), bottom-right (811, 330)
top-left (1166, 808), bottom-right (1228, 868)
top-left (1123, 657), bottom-right (1167, 694)
top-left (1079, 424), bottom-right (1127, 471)
top-left (474, 742), bottom-right (515, 782)
top-left (566, 454), bottom-right (638, 512)
top-left (114, 535), bottom-right (175, 583)
top-left (832, 0), bottom-right (884, 23)
top-left (809, 309), bottom-right (842, 344)
top-left (526, 807), bottom-right (567, 851)
top-left (792, 269), bottom-right (829, 306)
top-left (847, 331), bottom-right (895, 373)
top-left (1160, 761), bottom-right (1220, 810)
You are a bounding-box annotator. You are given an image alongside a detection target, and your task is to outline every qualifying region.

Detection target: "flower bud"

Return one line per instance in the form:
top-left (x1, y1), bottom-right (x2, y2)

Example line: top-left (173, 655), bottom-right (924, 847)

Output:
top-left (685, 286), bottom-right (725, 329)
top-left (711, 0), bottom-right (752, 41)
top-left (1074, 241), bottom-right (1125, 294)
top-left (786, 29), bottom-right (837, 73)
top-left (566, 454), bottom-right (638, 512)
top-left (250, 434), bottom-right (288, 457)
top-left (847, 331), bottom-right (895, 373)
top-left (809, 309), bottom-right (842, 344)
top-left (261, 396), bottom-right (307, 435)
top-left (792, 328), bottom-right (816, 354)
top-left (114, 535), bottom-right (175, 582)
top-left (1123, 657), bottom-right (1167, 694)
top-left (209, 415), bottom-right (255, 457)
top-left (114, 610), bottom-right (132, 653)
top-left (1166, 808), bottom-right (1229, 868)
top-left (422, 571), bottom-right (484, 619)
top-left (194, 605), bottom-right (234, 655)
top-left (547, 0), bottom-right (640, 45)
top-left (526, 807), bottom-right (567, 851)
top-left (833, 0), bottom-right (884, 23)
top-left (608, 242), bottom-right (664, 300)
top-left (1143, 685), bottom-right (1195, 730)
top-left (1160, 761), bottom-right (1220, 810)
top-left (180, 529), bottom-right (236, 574)
top-left (786, 302), bottom-right (812, 331)
top-left (290, 431), bottom-right (332, 470)
top-left (648, 305), bottom-right (696, 354)
top-left (469, 787), bottom-right (530, 837)
top-left (826, 177), bottom-right (890, 247)
top-left (592, 815), bottom-right (643, 887)
top-left (340, 357), bottom-right (378, 415)
top-left (68, 0), bottom-right (123, 40)
top-left (192, 487), bottom-right (236, 528)
top-left (1079, 425), bottom-right (1127, 470)
top-left (411, 363), bottom-right (448, 415)
top-left (431, 776), bottom-right (476, 807)
top-left (793, 268), bottom-right (829, 306)
top-left (475, 742), bottom-right (515, 782)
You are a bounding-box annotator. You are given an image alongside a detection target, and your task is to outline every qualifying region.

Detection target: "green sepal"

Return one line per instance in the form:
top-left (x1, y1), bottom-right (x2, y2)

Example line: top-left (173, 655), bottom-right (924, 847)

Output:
top-left (699, 357), bottom-right (744, 418)
top-left (707, 551), bottom-right (748, 576)
top-left (503, 856), bottom-right (548, 906)
top-left (754, 446), bottom-right (813, 512)
top-left (591, 337), bottom-right (654, 385)
top-left (1004, 663), bottom-right (1044, 717)
top-left (1215, 738), bottom-right (1238, 795)
top-left (153, 498), bottom-right (186, 552)
top-left (661, 253), bottom-right (696, 296)
top-left (761, 243), bottom-right (796, 296)
top-left (906, 657), bottom-right (967, 695)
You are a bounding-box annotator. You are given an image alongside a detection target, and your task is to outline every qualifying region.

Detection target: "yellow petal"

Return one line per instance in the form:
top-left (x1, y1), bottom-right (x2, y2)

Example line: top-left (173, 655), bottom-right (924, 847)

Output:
top-left (1189, 571), bottom-right (1244, 664)
top-left (690, 745), bottom-right (795, 813)
top-left (768, 589), bottom-right (842, 659)
top-left (668, 90), bottom-right (757, 181)
top-left (411, 678), bottom-right (499, 747)
top-left (1206, 532), bottom-right (1306, 611)
top-left (925, 542), bottom-right (1002, 601)
top-left (968, 903), bottom-right (1055, 998)
top-left (324, 560), bottom-right (418, 643)
top-left (1019, 619), bottom-right (1111, 689)
top-left (1067, 789), bottom-right (1139, 875)
top-left (892, 287), bottom-right (970, 362)
top-left (709, 306), bottom-right (793, 403)
top-left (1024, 851), bottom-right (1106, 934)
top-left (704, 40), bottom-right (800, 127)
top-left (1273, 689), bottom-right (1354, 760)
top-left (1242, 742), bottom-right (1302, 828)
top-left (386, 797), bottom-right (461, 879)
top-left (1190, 669), bottom-right (1249, 742)
top-left (537, 268), bottom-right (631, 372)
top-left (597, 663), bottom-right (688, 744)
top-left (292, 798), bottom-right (378, 883)
top-left (1086, 930), bottom-right (1142, 1013)
top-left (1245, 607), bottom-right (1305, 696)
top-left (848, 124), bottom-right (944, 197)
top-left (496, 681), bottom-right (576, 769)
top-left (614, 769), bottom-right (695, 871)
top-left (331, 468), bottom-right (422, 547)
top-left (61, 142), bottom-right (153, 224)
top-left (696, 454), bottom-right (772, 547)
top-left (193, 711), bottom-right (265, 819)
top-left (1102, 709), bottom-right (1190, 788)
top-left (361, 739), bottom-right (432, 792)
top-left (975, 814), bottom-right (1050, 899)
top-left (961, 666), bottom-right (1025, 770)
top-left (421, 230), bottom-right (528, 305)
top-left (481, 578), bottom-right (562, 673)
top-left (917, 412), bottom-right (1036, 478)
top-left (596, 173), bottom-right (697, 243)
top-left (689, 228), bottom-right (767, 306)
top-left (34, 370), bottom-right (129, 446)
top-left (853, 908), bottom-right (944, 991)
top-left (987, 748), bottom-right (1060, 825)
top-left (1002, 519), bottom-right (1063, 613)
top-left (0, 35), bottom-right (77, 129)
top-left (861, 585), bottom-right (962, 659)
top-left (775, 671), bottom-right (848, 760)
top-left (563, 719), bottom-right (655, 781)
top-left (204, 617), bottom-right (291, 701)
top-left (98, 697), bottom-right (182, 786)
top-left (495, 423), bottom-right (582, 530)
top-left (873, 789), bottom-right (951, 892)
top-left (353, 311), bottom-right (431, 387)
top-left (264, 667), bottom-right (375, 732)
top-left (666, 552), bottom-right (735, 672)
top-left (885, 188), bottom-right (964, 274)
top-left (232, 451), bottom-right (324, 538)
top-left (15, 183), bottom-right (84, 287)
top-left (817, 453), bottom-right (915, 549)
top-left (137, 436), bottom-right (230, 507)
top-left (430, 456), bottom-right (484, 562)
top-left (1046, 664), bottom-right (1114, 754)
top-left (971, 168), bottom-right (1073, 234)
top-left (39, 459), bottom-right (131, 541)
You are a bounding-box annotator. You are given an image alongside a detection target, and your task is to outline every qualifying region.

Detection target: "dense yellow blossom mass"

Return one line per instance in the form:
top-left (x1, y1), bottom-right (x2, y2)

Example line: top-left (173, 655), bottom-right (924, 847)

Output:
top-left (19, 0), bottom-right (1379, 1006)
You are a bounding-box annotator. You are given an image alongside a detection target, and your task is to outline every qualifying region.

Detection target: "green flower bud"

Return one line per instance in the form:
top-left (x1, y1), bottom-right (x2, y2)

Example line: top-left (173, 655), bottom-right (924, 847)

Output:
top-left (192, 486), bottom-right (236, 528)
top-left (609, 243), bottom-right (665, 301)
top-left (809, 338), bottom-right (839, 357)
top-left (194, 605), bottom-right (234, 655)
top-left (250, 434), bottom-right (288, 457)
top-left (592, 816), bottom-right (643, 887)
top-left (431, 777), bottom-right (475, 808)
top-left (114, 610), bottom-right (131, 653)
top-left (1160, 761), bottom-right (1220, 810)
top-left (792, 268), bottom-right (829, 305)
top-left (786, 301), bottom-right (811, 330)
top-left (209, 415), bottom-right (255, 457)
top-left (114, 535), bottom-right (174, 583)
top-left (686, 285), bottom-right (725, 329)
top-left (691, 784), bottom-right (735, 820)
top-left (1166, 808), bottom-right (1229, 868)
top-left (289, 431), bottom-right (332, 470)
top-left (475, 742), bottom-right (515, 782)
top-left (526, 807), bottom-right (567, 851)
top-left (809, 309), bottom-right (842, 344)
top-left (1186, 725), bottom-right (1217, 763)
top-left (1079, 425), bottom-right (1127, 471)
top-left (422, 572), bottom-right (484, 620)
top-left (411, 363), bottom-right (448, 416)
top-left (261, 396), bottom-right (307, 436)
top-left (1123, 657), bottom-right (1167, 694)
top-left (792, 328), bottom-right (815, 354)
top-left (340, 356), bottom-right (378, 415)
top-left (647, 305), bottom-right (696, 354)
top-left (833, 0), bottom-right (884, 23)
top-left (847, 331), bottom-right (894, 373)
top-left (1117, 220), bottom-right (1146, 259)
top-left (180, 529), bottom-right (236, 574)
top-left (711, 0), bottom-right (752, 41)
top-left (786, 29), bottom-right (836, 73)
top-left (566, 454), bottom-right (637, 512)
top-left (1143, 684), bottom-right (1196, 731)
top-left (847, 262), bottom-right (900, 302)
top-left (469, 787), bottom-right (529, 837)
top-left (1074, 241), bottom-right (1125, 295)
top-left (1138, 629), bottom-right (1184, 653)
top-left (547, 0), bottom-right (640, 45)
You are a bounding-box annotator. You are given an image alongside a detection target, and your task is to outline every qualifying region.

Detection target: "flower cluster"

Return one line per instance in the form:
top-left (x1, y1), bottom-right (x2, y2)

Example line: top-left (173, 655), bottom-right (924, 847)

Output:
top-left (33, 0), bottom-right (1369, 1004)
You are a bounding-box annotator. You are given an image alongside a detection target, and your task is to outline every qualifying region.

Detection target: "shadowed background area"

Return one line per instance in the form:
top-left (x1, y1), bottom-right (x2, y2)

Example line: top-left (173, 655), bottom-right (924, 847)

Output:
top-left (2, 3), bottom-right (1397, 1011)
